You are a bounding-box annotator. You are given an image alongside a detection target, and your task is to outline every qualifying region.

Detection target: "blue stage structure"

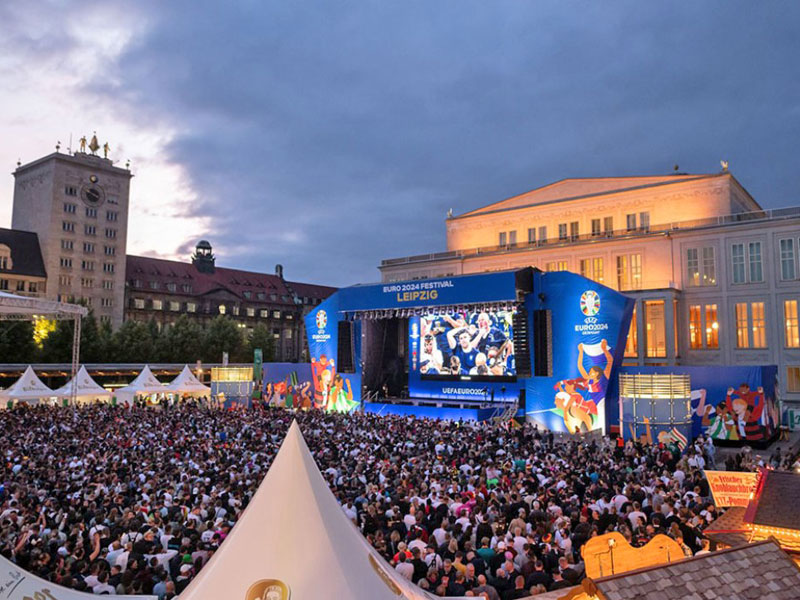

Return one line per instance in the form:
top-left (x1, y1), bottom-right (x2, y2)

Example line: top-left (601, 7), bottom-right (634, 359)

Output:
top-left (305, 267), bottom-right (635, 434)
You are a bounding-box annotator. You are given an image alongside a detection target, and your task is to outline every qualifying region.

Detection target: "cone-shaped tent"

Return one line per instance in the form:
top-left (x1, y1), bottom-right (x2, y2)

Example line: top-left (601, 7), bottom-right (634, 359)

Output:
top-left (179, 421), bottom-right (463, 600)
top-left (115, 365), bottom-right (164, 401)
top-left (0, 365), bottom-right (53, 402)
top-left (53, 365), bottom-right (112, 403)
top-left (0, 551), bottom-right (155, 599)
top-left (164, 365), bottom-right (211, 396)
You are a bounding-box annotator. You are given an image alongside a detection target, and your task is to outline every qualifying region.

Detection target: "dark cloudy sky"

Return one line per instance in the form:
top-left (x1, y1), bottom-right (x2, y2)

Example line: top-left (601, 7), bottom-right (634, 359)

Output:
top-left (1, 1), bottom-right (798, 286)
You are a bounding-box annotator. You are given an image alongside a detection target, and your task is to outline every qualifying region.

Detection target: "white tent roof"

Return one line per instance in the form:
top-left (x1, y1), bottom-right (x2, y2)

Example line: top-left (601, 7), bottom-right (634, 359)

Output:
top-left (0, 365), bottom-right (53, 400)
top-left (164, 365), bottom-right (211, 395)
top-left (0, 551), bottom-right (155, 599)
top-left (115, 365), bottom-right (165, 397)
top-left (52, 365), bottom-right (112, 399)
top-left (180, 421), bottom-right (462, 600)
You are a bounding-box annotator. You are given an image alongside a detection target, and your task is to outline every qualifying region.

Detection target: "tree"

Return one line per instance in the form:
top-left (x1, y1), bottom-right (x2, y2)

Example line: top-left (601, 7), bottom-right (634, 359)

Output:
top-left (79, 312), bottom-right (103, 363)
top-left (202, 316), bottom-right (245, 363)
top-left (160, 315), bottom-right (204, 363)
top-left (109, 320), bottom-right (156, 363)
top-left (39, 319), bottom-right (74, 363)
top-left (0, 321), bottom-right (37, 363)
top-left (247, 323), bottom-right (276, 362)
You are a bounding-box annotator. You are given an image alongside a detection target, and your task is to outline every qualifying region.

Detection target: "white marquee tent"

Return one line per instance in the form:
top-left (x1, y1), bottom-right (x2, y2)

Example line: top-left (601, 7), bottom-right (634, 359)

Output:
top-left (114, 365), bottom-right (165, 401)
top-left (0, 365), bottom-right (53, 403)
top-left (52, 365), bottom-right (112, 403)
top-left (179, 421), bottom-right (466, 600)
top-left (0, 551), bottom-right (154, 599)
top-left (164, 364), bottom-right (211, 396)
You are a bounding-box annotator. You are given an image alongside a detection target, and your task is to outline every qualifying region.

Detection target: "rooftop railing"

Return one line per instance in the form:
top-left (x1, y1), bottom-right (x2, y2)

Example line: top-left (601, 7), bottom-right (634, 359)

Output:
top-left (381, 205), bottom-right (800, 267)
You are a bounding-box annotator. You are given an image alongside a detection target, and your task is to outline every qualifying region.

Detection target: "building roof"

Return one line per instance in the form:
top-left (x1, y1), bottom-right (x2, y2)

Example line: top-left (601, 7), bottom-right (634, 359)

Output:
top-left (125, 254), bottom-right (335, 306)
top-left (589, 540), bottom-right (800, 600)
top-left (455, 172), bottom-right (758, 219)
top-left (0, 228), bottom-right (46, 278)
top-left (749, 470), bottom-right (800, 530)
top-left (703, 506), bottom-right (750, 548)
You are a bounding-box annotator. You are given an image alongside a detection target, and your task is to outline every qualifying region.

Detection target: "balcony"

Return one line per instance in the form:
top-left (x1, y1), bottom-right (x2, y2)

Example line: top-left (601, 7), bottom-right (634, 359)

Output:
top-left (381, 205), bottom-right (800, 268)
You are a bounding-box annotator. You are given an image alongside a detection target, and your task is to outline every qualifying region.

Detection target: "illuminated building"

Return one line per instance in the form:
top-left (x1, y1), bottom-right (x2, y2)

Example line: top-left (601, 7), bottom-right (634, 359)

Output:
top-left (380, 172), bottom-right (800, 404)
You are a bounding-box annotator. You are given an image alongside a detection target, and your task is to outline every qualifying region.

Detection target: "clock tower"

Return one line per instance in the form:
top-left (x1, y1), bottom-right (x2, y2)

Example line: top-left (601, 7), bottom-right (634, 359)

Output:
top-left (12, 140), bottom-right (132, 328)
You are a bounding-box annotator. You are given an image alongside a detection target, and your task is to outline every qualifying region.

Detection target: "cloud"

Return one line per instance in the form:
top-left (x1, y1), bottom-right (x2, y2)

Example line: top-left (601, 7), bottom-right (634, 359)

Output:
top-left (2, 1), bottom-right (799, 286)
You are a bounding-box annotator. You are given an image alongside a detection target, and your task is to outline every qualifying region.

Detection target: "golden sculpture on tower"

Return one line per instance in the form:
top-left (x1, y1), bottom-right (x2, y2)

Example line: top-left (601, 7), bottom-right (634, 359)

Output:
top-left (79, 136), bottom-right (87, 153)
top-left (103, 142), bottom-right (110, 159)
top-left (88, 132), bottom-right (100, 155)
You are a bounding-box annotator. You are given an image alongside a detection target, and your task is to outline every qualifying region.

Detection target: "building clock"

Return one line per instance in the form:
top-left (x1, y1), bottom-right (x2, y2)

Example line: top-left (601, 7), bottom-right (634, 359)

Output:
top-left (81, 175), bottom-right (105, 206)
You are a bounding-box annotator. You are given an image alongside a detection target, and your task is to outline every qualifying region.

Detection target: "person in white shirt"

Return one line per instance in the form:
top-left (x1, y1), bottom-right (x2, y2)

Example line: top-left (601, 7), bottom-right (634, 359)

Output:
top-left (395, 553), bottom-right (414, 580)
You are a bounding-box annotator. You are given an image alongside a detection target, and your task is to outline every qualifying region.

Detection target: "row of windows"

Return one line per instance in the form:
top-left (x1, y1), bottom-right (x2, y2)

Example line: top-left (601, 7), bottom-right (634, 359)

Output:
top-left (128, 280), bottom-right (321, 305)
top-left (58, 275), bottom-right (113, 289)
top-left (0, 279), bottom-right (39, 293)
top-left (131, 298), bottom-right (296, 319)
top-left (62, 221), bottom-right (117, 238)
top-left (539, 254), bottom-right (644, 291)
top-left (61, 240), bottom-right (117, 255)
top-left (59, 258), bottom-right (115, 272)
top-left (686, 238), bottom-right (800, 288)
top-left (627, 299), bottom-right (799, 359)
top-left (63, 203), bottom-right (118, 221)
top-left (499, 212), bottom-right (650, 246)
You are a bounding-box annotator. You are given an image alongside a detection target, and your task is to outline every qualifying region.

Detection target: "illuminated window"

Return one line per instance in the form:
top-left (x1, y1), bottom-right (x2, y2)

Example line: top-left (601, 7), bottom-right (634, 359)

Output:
top-left (273, 310), bottom-right (281, 319)
top-left (133, 298), bottom-right (145, 309)
top-left (625, 306), bottom-right (638, 357)
top-left (735, 302), bottom-right (749, 348)
top-left (152, 300), bottom-right (163, 310)
top-left (232, 305), bottom-right (240, 316)
top-left (617, 254), bottom-right (642, 291)
top-left (689, 305), bottom-right (702, 349)
top-left (219, 304), bottom-right (226, 315)
top-left (644, 300), bottom-right (666, 358)
top-left (751, 302), bottom-right (766, 348)
top-left (687, 247), bottom-right (716, 286)
top-left (187, 302), bottom-right (196, 313)
top-left (785, 300), bottom-right (799, 348)
top-left (705, 304), bottom-right (719, 348)
top-left (580, 258), bottom-right (604, 283)
top-left (780, 239), bottom-right (796, 281)
top-left (169, 301), bottom-right (180, 311)
top-left (788, 367), bottom-right (800, 393)
top-left (247, 307), bottom-right (255, 317)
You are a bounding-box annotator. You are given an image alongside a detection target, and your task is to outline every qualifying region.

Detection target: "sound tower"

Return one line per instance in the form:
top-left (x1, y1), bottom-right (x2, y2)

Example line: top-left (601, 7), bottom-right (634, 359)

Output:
top-left (337, 321), bottom-right (355, 373)
top-left (532, 309), bottom-right (552, 377)
top-left (512, 307), bottom-right (532, 378)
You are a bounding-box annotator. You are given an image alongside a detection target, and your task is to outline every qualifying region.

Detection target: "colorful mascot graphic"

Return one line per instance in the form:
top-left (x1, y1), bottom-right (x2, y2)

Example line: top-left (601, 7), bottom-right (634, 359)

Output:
top-left (552, 338), bottom-right (613, 434)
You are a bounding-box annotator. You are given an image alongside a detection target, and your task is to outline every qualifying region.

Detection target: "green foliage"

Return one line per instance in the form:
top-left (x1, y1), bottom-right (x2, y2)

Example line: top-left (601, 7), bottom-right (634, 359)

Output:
top-left (0, 321), bottom-right (37, 363)
top-left (202, 315), bottom-right (246, 363)
top-left (247, 323), bottom-right (276, 362)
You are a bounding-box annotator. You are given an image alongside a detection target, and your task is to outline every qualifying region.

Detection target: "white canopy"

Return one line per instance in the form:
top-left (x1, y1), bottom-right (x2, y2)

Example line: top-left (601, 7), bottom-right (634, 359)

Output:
top-left (0, 551), bottom-right (155, 599)
top-left (0, 365), bottom-right (53, 401)
top-left (165, 365), bottom-right (211, 396)
top-left (115, 365), bottom-right (164, 400)
top-left (179, 421), bottom-right (463, 600)
top-left (52, 365), bottom-right (112, 401)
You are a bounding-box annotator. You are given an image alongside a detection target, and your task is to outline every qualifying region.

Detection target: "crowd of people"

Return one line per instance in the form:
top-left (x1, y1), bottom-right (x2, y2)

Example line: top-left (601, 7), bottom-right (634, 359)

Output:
top-left (0, 402), bottom-right (793, 599)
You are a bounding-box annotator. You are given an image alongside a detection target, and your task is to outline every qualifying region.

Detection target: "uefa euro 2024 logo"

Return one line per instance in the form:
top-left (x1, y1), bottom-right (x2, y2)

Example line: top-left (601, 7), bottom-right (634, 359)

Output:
top-left (580, 290), bottom-right (600, 317)
top-left (315, 310), bottom-right (327, 330)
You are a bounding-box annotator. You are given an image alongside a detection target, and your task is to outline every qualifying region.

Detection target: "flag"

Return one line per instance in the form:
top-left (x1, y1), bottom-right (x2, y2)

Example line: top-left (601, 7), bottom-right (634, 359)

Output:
top-left (669, 427), bottom-right (688, 452)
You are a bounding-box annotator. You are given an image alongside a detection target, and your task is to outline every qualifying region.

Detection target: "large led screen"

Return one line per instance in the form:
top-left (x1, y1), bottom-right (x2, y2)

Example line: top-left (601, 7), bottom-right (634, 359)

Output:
top-left (411, 310), bottom-right (516, 382)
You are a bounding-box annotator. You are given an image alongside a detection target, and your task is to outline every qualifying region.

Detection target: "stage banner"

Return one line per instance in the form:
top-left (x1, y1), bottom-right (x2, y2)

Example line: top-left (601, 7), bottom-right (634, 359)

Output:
top-left (524, 271), bottom-right (634, 435)
top-left (305, 297), bottom-right (361, 413)
top-left (336, 271), bottom-right (519, 311)
top-left (618, 365), bottom-right (779, 443)
top-left (704, 470), bottom-right (759, 507)
top-left (263, 363), bottom-right (313, 408)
